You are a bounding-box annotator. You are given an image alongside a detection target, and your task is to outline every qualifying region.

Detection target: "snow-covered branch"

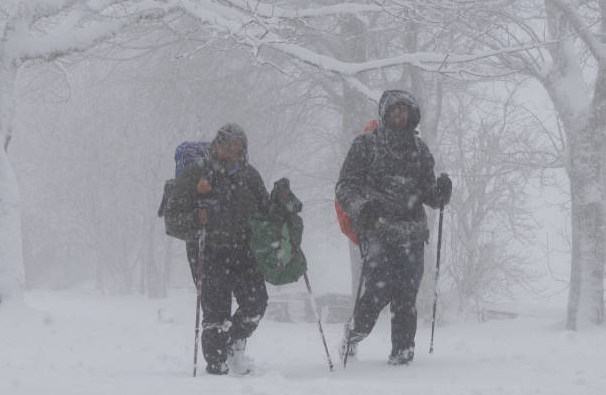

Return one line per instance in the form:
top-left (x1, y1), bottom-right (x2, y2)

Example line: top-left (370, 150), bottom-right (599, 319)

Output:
top-left (7, 0), bottom-right (179, 62)
top-left (167, 0), bottom-right (559, 100)
top-left (547, 0), bottom-right (606, 62)
top-left (3, 0), bottom-right (558, 102)
top-left (227, 0), bottom-right (383, 19)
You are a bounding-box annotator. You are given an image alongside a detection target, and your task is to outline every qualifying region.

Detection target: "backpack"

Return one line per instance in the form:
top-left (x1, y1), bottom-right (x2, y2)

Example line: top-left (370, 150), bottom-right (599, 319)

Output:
top-left (250, 178), bottom-right (307, 285)
top-left (335, 120), bottom-right (378, 245)
top-left (158, 141), bottom-right (211, 239)
top-left (174, 141), bottom-right (211, 178)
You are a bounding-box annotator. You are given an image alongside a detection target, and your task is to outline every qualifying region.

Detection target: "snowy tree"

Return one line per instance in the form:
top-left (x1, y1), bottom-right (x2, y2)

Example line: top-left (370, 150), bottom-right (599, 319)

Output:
top-left (458, 0), bottom-right (605, 328)
top-left (2, 0), bottom-right (580, 304)
top-left (439, 84), bottom-right (558, 313)
top-left (0, 0), bottom-right (178, 302)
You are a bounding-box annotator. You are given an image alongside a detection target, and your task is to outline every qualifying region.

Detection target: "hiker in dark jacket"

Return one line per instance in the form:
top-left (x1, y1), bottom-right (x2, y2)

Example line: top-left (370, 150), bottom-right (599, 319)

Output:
top-left (165, 123), bottom-right (270, 375)
top-left (336, 90), bottom-right (452, 365)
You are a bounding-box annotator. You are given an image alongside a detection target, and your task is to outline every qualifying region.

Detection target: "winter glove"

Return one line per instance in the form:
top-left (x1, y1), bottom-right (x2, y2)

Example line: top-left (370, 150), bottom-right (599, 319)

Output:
top-left (357, 200), bottom-right (385, 230)
top-left (436, 173), bottom-right (452, 206)
top-left (270, 177), bottom-right (303, 214)
top-left (270, 177), bottom-right (290, 206)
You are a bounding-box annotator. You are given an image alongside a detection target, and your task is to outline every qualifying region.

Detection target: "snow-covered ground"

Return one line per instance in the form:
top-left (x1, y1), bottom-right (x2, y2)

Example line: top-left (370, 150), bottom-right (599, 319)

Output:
top-left (1, 286), bottom-right (605, 395)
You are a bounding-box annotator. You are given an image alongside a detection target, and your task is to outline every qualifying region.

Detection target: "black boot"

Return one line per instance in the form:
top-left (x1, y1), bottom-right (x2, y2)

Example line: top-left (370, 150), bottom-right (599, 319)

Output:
top-left (387, 347), bottom-right (414, 365)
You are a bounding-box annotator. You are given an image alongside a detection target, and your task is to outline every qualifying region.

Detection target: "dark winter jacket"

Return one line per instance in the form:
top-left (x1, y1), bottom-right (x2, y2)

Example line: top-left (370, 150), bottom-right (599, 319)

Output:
top-left (164, 155), bottom-right (269, 248)
top-left (335, 90), bottom-right (441, 244)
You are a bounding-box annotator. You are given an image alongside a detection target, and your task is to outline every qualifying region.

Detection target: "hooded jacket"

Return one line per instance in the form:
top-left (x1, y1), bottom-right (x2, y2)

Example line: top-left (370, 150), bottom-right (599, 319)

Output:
top-left (335, 90), bottom-right (441, 243)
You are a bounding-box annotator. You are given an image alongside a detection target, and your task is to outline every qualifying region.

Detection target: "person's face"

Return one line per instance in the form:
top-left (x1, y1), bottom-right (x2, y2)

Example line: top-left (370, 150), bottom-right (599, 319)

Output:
top-left (385, 103), bottom-right (409, 131)
top-left (215, 138), bottom-right (244, 163)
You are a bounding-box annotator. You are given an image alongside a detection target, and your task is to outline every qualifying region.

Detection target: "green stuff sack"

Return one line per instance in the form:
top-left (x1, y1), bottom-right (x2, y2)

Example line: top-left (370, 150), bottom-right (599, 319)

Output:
top-left (250, 212), bottom-right (307, 286)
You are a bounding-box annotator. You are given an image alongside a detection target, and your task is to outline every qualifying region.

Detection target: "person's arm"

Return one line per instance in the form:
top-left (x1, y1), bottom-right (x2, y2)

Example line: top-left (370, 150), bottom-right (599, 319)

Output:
top-left (335, 135), bottom-right (375, 228)
top-left (416, 138), bottom-right (441, 209)
top-left (248, 166), bottom-right (270, 215)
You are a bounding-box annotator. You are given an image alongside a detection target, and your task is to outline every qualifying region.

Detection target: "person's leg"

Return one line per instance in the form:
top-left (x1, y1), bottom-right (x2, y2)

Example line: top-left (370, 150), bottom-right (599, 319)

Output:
top-left (341, 235), bottom-right (394, 358)
top-left (199, 247), bottom-right (232, 374)
top-left (389, 242), bottom-right (424, 364)
top-left (227, 249), bottom-right (268, 374)
top-left (230, 249), bottom-right (268, 342)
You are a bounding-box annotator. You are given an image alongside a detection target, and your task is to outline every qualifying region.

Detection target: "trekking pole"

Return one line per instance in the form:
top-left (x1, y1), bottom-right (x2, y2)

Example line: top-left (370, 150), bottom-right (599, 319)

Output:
top-left (344, 244), bottom-right (368, 368)
top-left (303, 273), bottom-right (334, 372)
top-left (193, 281), bottom-right (202, 377)
top-left (429, 205), bottom-right (444, 354)
top-left (193, 228), bottom-right (206, 377)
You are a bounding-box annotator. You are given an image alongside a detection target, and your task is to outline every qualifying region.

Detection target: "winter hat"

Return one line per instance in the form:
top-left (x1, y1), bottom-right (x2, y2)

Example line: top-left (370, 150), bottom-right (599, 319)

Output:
top-left (214, 123), bottom-right (248, 157)
top-left (378, 90), bottom-right (421, 131)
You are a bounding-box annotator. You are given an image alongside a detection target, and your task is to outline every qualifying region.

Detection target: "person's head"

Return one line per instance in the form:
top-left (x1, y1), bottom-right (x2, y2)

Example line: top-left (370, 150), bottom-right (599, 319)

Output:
top-left (378, 90), bottom-right (420, 132)
top-left (212, 123), bottom-right (248, 165)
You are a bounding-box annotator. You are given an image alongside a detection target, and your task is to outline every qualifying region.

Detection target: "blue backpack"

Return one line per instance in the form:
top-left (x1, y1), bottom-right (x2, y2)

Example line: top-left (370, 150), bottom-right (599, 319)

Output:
top-left (174, 141), bottom-right (211, 178)
top-left (158, 141), bottom-right (211, 219)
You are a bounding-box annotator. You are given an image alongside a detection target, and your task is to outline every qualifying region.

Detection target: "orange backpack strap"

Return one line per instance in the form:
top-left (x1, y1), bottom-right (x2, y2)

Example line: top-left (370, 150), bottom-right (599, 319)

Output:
top-left (335, 201), bottom-right (358, 245)
top-left (334, 120), bottom-right (377, 245)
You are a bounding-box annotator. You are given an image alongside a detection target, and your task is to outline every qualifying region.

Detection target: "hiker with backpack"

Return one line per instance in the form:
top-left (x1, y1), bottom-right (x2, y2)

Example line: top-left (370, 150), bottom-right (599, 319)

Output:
top-left (335, 90), bottom-right (452, 366)
top-left (163, 123), bottom-right (270, 375)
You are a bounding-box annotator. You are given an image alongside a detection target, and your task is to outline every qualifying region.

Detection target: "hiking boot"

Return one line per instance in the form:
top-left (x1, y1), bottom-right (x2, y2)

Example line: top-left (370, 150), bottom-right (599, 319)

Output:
top-left (227, 338), bottom-right (253, 375)
top-left (206, 362), bottom-right (229, 375)
top-left (387, 348), bottom-right (414, 365)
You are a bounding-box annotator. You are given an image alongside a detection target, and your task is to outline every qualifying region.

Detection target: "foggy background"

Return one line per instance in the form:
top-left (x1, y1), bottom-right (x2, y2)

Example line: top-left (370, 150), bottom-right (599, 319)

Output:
top-left (9, 36), bottom-right (567, 311)
top-left (12, 40), bottom-right (354, 294)
top-left (3, 0), bottom-right (602, 328)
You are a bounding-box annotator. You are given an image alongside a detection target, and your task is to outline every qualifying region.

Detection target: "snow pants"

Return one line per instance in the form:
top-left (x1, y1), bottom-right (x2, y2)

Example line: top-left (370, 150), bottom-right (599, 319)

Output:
top-left (197, 243), bottom-right (268, 366)
top-left (349, 233), bottom-right (425, 356)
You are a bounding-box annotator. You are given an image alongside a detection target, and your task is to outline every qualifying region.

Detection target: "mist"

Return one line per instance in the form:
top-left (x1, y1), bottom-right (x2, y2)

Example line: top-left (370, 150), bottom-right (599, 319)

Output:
top-left (1, 1), bottom-right (605, 394)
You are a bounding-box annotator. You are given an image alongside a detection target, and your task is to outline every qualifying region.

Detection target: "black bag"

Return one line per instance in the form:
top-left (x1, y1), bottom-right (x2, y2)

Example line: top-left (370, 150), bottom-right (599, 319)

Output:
top-left (158, 141), bottom-right (211, 239)
top-left (157, 179), bottom-right (176, 218)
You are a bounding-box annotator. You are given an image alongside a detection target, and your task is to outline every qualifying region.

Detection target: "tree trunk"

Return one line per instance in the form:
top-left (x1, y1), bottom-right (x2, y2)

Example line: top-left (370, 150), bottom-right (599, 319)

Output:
top-left (541, 0), bottom-right (605, 328)
top-left (339, 15), bottom-right (372, 296)
top-left (342, 82), bottom-right (370, 296)
top-left (596, 1), bottom-right (606, 328)
top-left (0, 146), bottom-right (24, 303)
top-left (565, 120), bottom-right (605, 329)
top-left (163, 236), bottom-right (173, 290)
top-left (0, 56), bottom-right (24, 303)
top-left (145, 220), bottom-right (167, 298)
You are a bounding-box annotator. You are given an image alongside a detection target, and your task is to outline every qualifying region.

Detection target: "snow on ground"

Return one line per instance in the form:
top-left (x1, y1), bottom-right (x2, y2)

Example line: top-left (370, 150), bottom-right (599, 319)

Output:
top-left (1, 286), bottom-right (605, 395)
